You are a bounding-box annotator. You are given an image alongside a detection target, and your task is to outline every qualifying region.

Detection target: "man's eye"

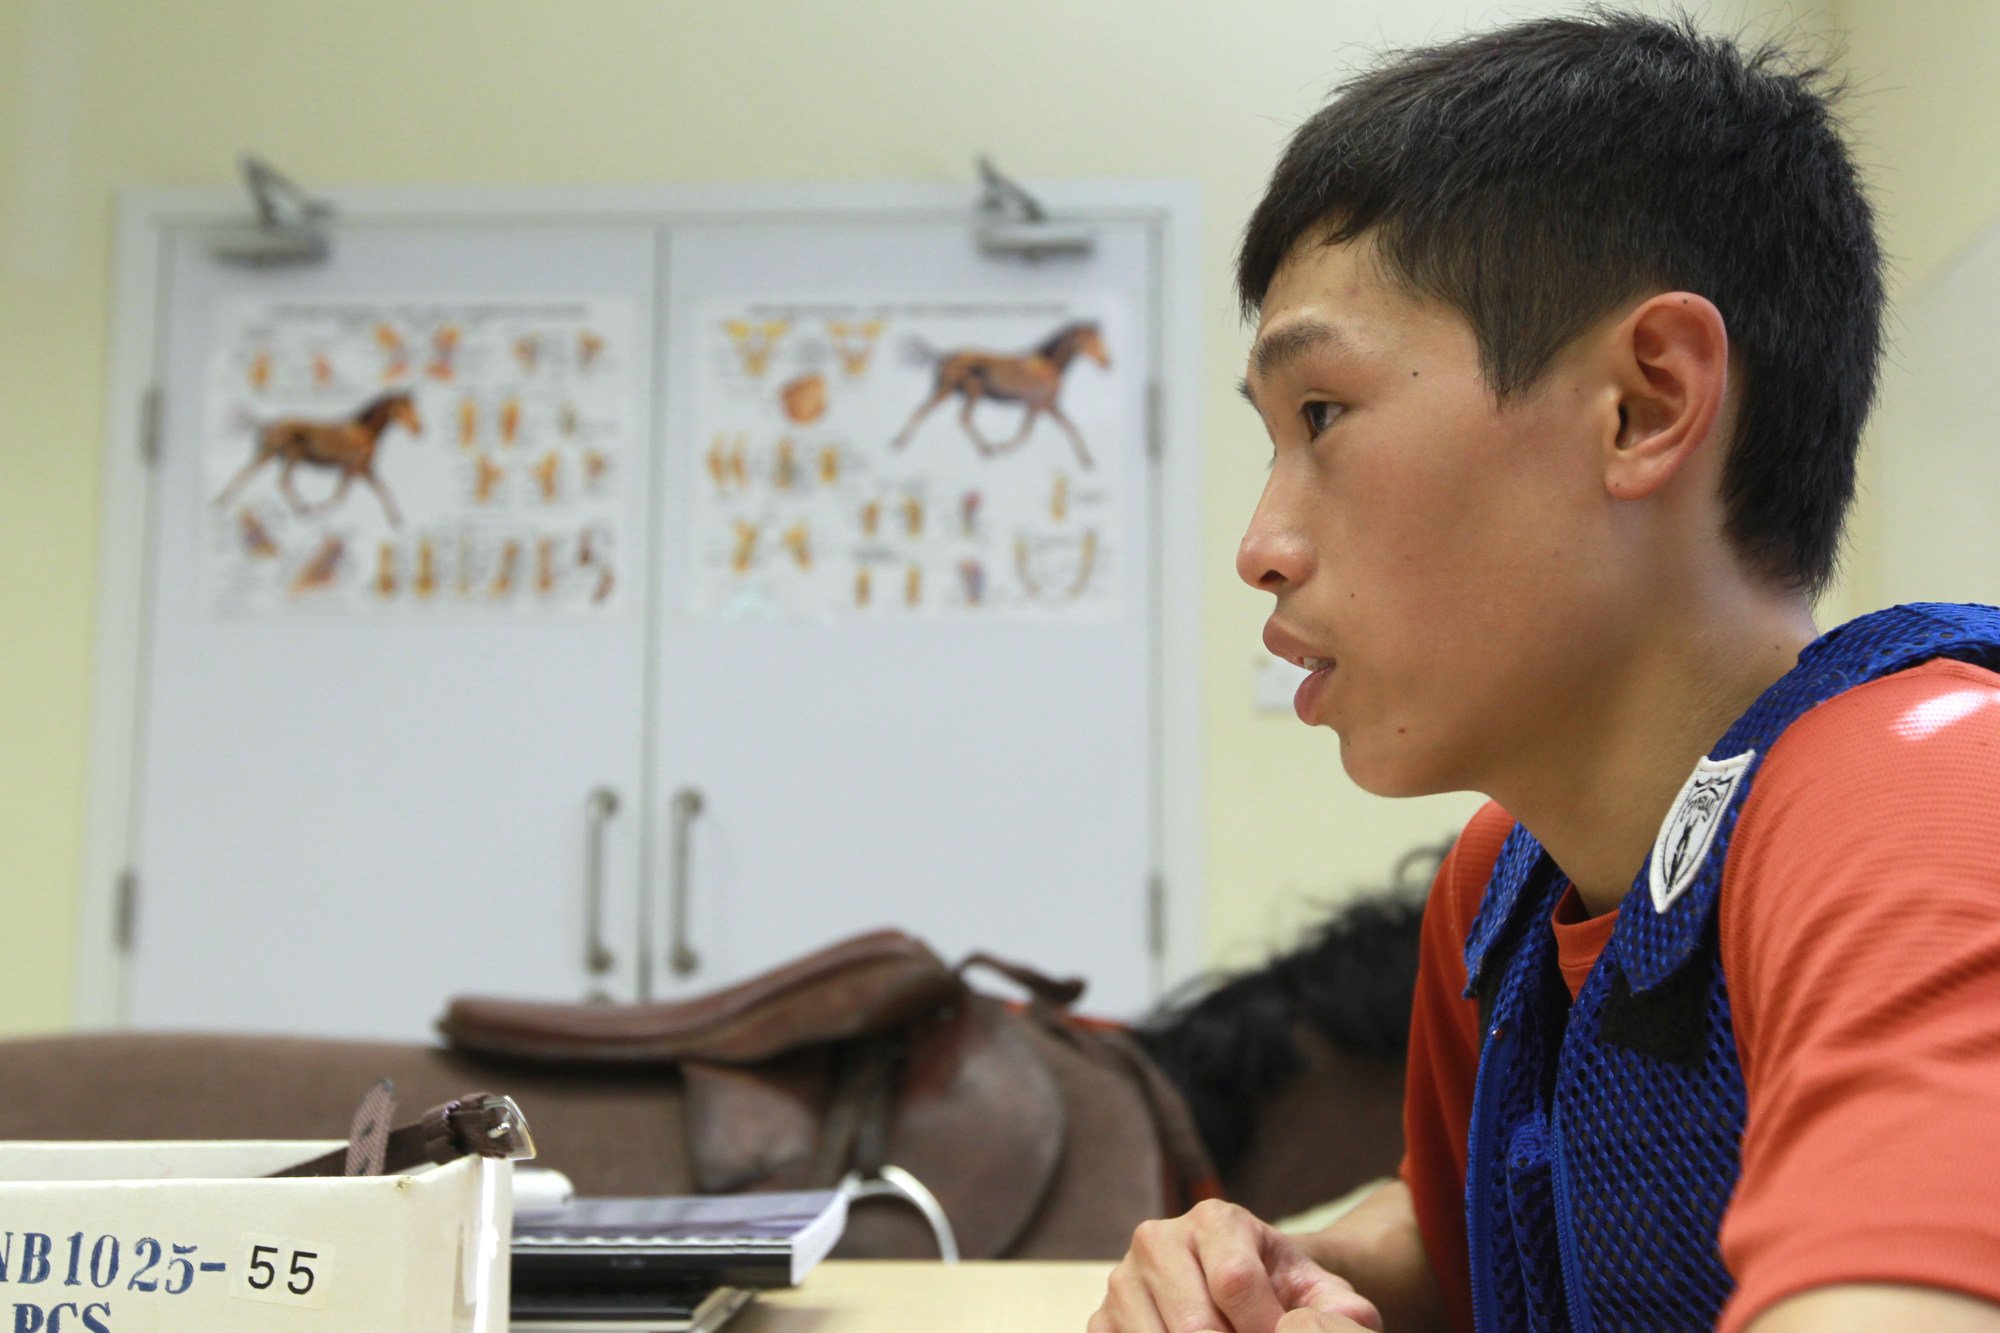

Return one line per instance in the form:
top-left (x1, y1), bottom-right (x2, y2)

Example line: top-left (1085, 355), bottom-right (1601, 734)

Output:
top-left (1301, 401), bottom-right (1342, 436)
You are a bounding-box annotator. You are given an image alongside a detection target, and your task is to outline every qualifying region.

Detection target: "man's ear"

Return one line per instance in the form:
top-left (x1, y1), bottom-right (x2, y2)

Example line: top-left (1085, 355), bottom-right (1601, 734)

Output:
top-left (1601, 292), bottom-right (1729, 502)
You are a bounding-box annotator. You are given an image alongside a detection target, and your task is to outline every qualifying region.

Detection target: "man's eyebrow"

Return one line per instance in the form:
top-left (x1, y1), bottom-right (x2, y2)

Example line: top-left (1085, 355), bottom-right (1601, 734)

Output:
top-left (1244, 318), bottom-right (1352, 388)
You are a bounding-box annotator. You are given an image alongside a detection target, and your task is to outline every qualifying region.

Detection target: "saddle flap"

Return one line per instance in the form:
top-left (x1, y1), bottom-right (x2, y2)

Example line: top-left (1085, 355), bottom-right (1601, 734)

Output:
top-left (682, 994), bottom-right (1066, 1260)
top-left (876, 995), bottom-right (1066, 1259)
top-left (683, 1052), bottom-right (831, 1194)
top-left (437, 929), bottom-right (962, 1065)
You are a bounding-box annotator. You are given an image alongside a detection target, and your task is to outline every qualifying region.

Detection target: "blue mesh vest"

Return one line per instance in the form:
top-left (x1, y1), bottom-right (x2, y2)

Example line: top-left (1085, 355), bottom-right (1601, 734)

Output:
top-left (1459, 603), bottom-right (2000, 1332)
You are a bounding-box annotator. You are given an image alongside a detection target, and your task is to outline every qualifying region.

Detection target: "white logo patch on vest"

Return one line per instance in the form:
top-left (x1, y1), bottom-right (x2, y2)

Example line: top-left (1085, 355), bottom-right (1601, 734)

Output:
top-left (1648, 750), bottom-right (1757, 914)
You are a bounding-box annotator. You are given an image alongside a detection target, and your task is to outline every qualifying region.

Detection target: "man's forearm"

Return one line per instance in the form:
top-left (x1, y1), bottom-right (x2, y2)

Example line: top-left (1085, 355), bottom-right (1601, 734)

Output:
top-left (1296, 1179), bottom-right (1451, 1333)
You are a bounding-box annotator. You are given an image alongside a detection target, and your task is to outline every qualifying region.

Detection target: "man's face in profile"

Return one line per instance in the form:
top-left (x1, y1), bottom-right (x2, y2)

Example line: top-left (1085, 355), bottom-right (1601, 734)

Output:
top-left (1236, 233), bottom-right (1624, 800)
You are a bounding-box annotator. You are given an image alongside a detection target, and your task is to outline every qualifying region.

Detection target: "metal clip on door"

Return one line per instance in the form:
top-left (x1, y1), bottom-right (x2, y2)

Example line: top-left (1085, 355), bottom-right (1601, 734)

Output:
top-left (583, 787), bottom-right (619, 986)
top-left (668, 787), bottom-right (704, 978)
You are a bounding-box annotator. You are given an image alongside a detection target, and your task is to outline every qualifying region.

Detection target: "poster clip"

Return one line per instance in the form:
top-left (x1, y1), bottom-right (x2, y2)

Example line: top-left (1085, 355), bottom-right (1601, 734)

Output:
top-left (975, 156), bottom-right (1096, 261)
top-left (212, 155), bottom-right (335, 268)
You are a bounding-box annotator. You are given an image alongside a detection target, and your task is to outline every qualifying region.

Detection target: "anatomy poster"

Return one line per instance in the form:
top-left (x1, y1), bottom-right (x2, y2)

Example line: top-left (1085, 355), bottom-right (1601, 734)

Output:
top-left (687, 297), bottom-right (1133, 621)
top-left (199, 296), bottom-right (641, 616)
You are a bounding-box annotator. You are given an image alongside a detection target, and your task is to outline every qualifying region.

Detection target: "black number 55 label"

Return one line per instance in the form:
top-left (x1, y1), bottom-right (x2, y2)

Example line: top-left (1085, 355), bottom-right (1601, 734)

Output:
top-left (231, 1233), bottom-right (332, 1309)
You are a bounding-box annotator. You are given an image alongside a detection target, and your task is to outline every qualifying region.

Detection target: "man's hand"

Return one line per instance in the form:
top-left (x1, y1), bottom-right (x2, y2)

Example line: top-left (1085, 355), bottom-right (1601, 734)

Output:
top-left (1086, 1198), bottom-right (1384, 1333)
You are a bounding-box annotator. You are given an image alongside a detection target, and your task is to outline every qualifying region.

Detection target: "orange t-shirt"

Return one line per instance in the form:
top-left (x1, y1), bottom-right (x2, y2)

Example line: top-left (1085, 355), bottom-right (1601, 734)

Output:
top-left (1398, 658), bottom-right (2000, 1332)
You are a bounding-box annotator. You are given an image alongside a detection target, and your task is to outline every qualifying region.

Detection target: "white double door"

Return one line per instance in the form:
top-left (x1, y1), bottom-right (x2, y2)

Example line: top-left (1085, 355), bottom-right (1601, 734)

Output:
top-left (125, 206), bottom-right (1159, 1041)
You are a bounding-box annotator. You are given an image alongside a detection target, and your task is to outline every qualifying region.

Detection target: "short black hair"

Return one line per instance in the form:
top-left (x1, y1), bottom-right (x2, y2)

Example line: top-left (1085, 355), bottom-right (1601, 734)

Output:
top-left (1237, 9), bottom-right (1882, 596)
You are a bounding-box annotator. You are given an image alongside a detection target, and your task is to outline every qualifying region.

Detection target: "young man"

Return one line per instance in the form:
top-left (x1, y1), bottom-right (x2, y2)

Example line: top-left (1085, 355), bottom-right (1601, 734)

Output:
top-left (1090, 12), bottom-right (2000, 1333)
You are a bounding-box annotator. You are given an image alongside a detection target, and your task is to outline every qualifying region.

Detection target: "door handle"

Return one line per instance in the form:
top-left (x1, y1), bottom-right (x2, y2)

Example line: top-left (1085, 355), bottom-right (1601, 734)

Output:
top-left (583, 786), bottom-right (619, 978)
top-left (667, 786), bottom-right (705, 978)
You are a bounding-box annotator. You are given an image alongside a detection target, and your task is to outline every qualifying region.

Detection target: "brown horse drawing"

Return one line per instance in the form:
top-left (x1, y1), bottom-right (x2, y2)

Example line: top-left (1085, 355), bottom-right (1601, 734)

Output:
top-left (890, 321), bottom-right (1109, 468)
top-left (215, 391), bottom-right (424, 526)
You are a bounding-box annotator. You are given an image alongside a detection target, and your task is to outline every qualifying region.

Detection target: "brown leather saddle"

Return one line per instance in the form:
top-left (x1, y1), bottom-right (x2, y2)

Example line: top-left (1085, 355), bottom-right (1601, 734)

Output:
top-left (438, 930), bottom-right (1214, 1259)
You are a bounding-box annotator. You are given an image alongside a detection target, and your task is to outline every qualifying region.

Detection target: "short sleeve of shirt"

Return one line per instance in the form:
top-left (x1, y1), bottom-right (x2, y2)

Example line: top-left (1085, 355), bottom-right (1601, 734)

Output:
top-left (1716, 658), bottom-right (2000, 1330)
top-left (1399, 801), bottom-right (1510, 1333)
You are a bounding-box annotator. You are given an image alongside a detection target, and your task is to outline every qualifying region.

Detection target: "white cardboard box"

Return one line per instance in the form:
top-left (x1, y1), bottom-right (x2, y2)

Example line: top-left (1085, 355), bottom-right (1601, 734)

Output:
top-left (0, 1141), bottom-right (512, 1333)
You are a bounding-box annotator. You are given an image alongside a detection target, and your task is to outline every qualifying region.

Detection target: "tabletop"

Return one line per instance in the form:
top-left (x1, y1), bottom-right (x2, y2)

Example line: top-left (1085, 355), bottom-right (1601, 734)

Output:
top-left (735, 1260), bottom-right (1116, 1331)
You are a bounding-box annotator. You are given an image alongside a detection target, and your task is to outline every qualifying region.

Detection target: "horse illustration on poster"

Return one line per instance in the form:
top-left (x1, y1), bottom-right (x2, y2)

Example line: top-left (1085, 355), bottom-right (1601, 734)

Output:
top-left (889, 322), bottom-right (1109, 468)
top-left (214, 391), bottom-right (424, 526)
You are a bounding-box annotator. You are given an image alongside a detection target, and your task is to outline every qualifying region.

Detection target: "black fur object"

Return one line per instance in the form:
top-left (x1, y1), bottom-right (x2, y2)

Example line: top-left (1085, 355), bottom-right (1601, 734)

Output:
top-left (1136, 845), bottom-right (1443, 1179)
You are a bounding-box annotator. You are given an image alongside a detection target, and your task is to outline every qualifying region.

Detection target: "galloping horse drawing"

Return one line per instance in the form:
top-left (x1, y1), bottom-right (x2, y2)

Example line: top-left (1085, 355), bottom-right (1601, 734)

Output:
top-left (889, 321), bottom-right (1109, 468)
top-left (215, 391), bottom-right (424, 526)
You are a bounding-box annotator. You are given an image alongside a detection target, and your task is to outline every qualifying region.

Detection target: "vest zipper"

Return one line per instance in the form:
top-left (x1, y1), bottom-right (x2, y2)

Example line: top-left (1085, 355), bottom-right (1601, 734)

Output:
top-left (1549, 1103), bottom-right (1593, 1333)
top-left (1466, 1018), bottom-right (1505, 1333)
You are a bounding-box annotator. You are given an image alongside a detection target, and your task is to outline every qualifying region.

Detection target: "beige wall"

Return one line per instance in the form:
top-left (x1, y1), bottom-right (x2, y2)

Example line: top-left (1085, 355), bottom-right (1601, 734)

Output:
top-left (1818, 0), bottom-right (2000, 622)
top-left (8, 0), bottom-right (1957, 1034)
top-left (1831, 0), bottom-right (2000, 303)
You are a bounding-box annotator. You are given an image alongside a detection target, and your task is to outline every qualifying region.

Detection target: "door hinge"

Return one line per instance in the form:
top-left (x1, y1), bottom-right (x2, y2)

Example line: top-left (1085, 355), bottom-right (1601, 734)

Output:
top-left (1145, 379), bottom-right (1164, 460)
top-left (115, 868), bottom-right (139, 952)
top-left (140, 386), bottom-right (164, 465)
top-left (1146, 871), bottom-right (1166, 959)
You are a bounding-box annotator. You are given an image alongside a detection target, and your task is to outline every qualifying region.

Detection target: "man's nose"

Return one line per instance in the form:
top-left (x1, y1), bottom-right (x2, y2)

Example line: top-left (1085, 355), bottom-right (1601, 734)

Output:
top-left (1236, 483), bottom-right (1312, 593)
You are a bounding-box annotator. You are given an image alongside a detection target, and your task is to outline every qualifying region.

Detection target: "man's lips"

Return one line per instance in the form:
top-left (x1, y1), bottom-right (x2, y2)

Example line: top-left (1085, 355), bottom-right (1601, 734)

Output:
top-left (1264, 621), bottom-right (1339, 723)
top-left (1262, 621), bottom-right (1336, 674)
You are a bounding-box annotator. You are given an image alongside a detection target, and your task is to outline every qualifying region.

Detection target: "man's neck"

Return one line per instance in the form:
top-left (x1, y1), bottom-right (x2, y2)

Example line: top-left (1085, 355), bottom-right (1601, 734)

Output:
top-left (1494, 588), bottom-right (1822, 918)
